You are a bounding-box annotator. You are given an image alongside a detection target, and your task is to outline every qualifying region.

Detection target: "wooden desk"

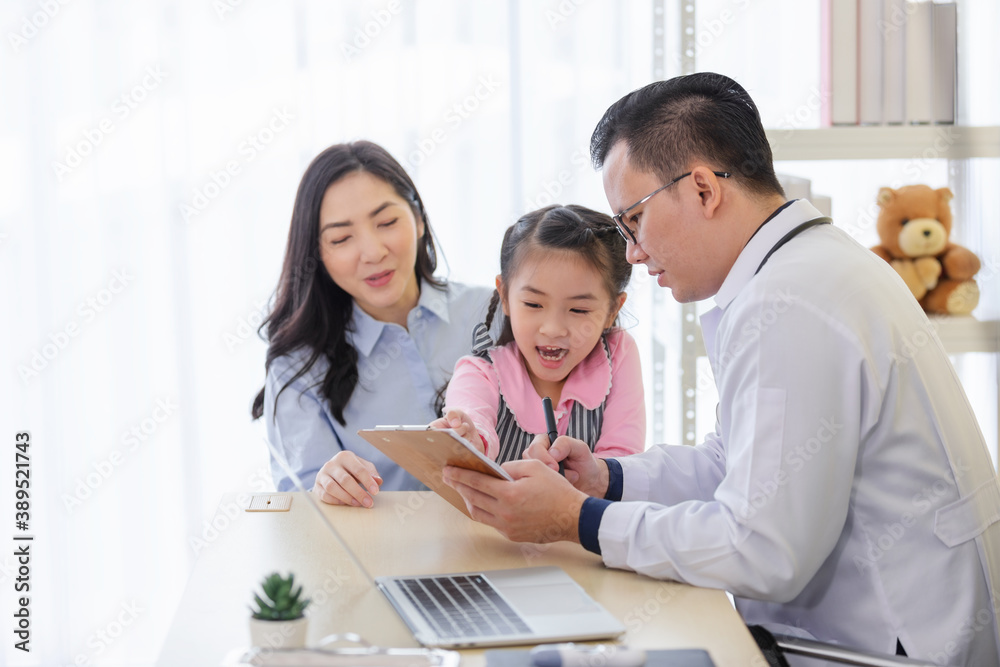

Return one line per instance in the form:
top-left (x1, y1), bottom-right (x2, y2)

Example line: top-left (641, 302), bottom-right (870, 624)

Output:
top-left (158, 492), bottom-right (764, 666)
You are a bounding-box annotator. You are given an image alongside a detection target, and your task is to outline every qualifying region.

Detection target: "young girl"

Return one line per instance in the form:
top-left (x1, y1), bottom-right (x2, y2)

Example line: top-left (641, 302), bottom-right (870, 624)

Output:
top-left (431, 205), bottom-right (645, 463)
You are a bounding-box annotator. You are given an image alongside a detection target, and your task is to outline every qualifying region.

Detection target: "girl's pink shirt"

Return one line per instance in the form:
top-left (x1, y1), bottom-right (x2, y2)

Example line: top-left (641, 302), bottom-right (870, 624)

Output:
top-left (443, 329), bottom-right (646, 460)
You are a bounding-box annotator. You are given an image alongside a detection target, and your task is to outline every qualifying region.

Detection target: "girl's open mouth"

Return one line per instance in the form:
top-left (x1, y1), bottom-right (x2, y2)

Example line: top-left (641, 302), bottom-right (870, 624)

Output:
top-left (537, 346), bottom-right (568, 368)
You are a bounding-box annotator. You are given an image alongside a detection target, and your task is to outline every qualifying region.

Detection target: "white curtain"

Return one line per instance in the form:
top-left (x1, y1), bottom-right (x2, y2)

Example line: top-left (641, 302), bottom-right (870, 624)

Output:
top-left (2, 1), bottom-right (996, 665)
top-left (0, 1), bottom-right (658, 664)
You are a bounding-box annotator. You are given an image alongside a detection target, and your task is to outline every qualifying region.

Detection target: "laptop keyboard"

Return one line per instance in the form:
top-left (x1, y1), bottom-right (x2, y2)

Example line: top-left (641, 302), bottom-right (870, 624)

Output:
top-left (397, 574), bottom-right (532, 639)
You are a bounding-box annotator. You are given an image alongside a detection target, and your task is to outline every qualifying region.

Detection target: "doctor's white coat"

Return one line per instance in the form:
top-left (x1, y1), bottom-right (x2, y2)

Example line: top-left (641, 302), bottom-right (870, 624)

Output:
top-left (598, 200), bottom-right (1000, 665)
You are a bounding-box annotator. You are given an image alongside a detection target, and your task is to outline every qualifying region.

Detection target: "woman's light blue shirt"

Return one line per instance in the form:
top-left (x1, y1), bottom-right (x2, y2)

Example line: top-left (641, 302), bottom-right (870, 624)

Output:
top-left (264, 281), bottom-right (492, 492)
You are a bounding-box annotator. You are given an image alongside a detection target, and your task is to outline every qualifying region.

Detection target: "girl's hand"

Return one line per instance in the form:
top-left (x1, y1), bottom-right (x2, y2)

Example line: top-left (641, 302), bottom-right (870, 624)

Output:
top-left (430, 409), bottom-right (484, 453)
top-left (523, 433), bottom-right (560, 468)
top-left (524, 434), bottom-right (609, 498)
top-left (312, 450), bottom-right (383, 508)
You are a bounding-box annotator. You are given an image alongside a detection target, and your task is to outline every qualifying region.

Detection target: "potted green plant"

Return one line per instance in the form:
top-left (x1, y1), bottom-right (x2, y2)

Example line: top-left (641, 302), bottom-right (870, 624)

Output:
top-left (248, 572), bottom-right (311, 648)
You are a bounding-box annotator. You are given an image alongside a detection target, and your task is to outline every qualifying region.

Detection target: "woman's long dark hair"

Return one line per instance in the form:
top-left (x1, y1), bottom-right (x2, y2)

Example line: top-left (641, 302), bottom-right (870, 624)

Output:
top-left (251, 141), bottom-right (444, 425)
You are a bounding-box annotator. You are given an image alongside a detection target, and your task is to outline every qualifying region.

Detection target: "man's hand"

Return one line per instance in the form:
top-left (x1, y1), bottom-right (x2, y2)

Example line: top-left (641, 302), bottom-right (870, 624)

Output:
top-left (312, 450), bottom-right (383, 507)
top-left (429, 409), bottom-right (484, 453)
top-left (523, 434), bottom-right (610, 499)
top-left (442, 459), bottom-right (587, 544)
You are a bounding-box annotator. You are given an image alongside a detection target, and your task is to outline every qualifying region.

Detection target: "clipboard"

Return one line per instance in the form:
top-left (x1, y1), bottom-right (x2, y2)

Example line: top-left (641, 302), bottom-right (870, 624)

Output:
top-left (357, 426), bottom-right (513, 517)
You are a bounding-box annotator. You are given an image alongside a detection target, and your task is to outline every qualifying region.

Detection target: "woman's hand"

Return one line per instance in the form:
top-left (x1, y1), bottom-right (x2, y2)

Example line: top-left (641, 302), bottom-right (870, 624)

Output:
top-left (312, 450), bottom-right (383, 507)
top-left (429, 409), bottom-right (485, 453)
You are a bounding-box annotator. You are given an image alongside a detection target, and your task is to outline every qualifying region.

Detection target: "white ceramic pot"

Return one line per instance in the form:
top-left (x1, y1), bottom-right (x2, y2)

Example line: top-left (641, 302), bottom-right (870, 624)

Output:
top-left (248, 615), bottom-right (309, 649)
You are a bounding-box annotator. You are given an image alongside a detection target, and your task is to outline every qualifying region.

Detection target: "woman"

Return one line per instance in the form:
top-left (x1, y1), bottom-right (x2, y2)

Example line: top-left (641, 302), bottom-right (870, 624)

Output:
top-left (252, 141), bottom-right (491, 506)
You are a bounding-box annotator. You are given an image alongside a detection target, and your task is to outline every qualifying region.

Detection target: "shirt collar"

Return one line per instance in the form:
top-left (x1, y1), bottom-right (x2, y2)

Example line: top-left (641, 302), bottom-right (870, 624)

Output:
top-left (348, 302), bottom-right (387, 358)
top-left (348, 281), bottom-right (451, 357)
top-left (713, 198), bottom-right (823, 311)
top-left (488, 335), bottom-right (613, 431)
top-left (413, 282), bottom-right (451, 325)
top-left (558, 335), bottom-right (613, 410)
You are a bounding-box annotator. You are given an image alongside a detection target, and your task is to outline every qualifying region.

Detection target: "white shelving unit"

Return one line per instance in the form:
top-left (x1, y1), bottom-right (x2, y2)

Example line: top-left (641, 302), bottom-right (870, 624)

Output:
top-left (657, 4), bottom-right (999, 456)
top-left (933, 316), bottom-right (1000, 354)
top-left (764, 125), bottom-right (1000, 362)
top-left (766, 125), bottom-right (1000, 161)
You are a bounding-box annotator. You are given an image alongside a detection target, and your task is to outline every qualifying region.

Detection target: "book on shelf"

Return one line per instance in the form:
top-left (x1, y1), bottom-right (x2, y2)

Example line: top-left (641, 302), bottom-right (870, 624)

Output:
top-left (812, 194), bottom-right (833, 218)
top-left (826, 0), bottom-right (859, 125)
top-left (819, 0), bottom-right (832, 126)
top-left (821, 0), bottom-right (957, 127)
top-left (777, 173), bottom-right (812, 202)
top-left (858, 0), bottom-right (884, 125)
top-left (882, 0), bottom-right (907, 124)
top-left (777, 173), bottom-right (832, 218)
top-left (905, 0), bottom-right (934, 124)
top-left (933, 2), bottom-right (957, 124)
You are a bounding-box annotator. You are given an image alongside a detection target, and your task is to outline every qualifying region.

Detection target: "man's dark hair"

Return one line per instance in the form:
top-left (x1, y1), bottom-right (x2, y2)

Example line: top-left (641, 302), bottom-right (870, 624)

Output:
top-left (590, 72), bottom-right (784, 199)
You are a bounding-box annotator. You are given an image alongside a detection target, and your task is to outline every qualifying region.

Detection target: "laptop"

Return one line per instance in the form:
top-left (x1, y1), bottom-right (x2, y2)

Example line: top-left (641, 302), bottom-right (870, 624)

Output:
top-left (262, 436), bottom-right (626, 649)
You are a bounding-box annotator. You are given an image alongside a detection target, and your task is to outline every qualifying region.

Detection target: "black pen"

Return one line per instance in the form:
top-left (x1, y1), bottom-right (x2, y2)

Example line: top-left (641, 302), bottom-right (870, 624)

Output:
top-left (542, 397), bottom-right (565, 476)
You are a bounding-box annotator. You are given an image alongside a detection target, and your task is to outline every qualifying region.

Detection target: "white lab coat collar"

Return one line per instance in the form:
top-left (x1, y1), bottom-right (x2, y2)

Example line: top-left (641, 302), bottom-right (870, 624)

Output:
top-left (700, 199), bottom-right (822, 365)
top-left (713, 198), bottom-right (823, 311)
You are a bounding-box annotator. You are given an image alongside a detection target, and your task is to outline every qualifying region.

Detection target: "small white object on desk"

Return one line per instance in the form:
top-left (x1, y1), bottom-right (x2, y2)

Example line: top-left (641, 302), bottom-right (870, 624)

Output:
top-left (529, 644), bottom-right (647, 667)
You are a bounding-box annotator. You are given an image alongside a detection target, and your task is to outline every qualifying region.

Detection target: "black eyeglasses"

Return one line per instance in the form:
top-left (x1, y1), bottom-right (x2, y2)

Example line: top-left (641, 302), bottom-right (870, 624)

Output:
top-left (612, 171), bottom-right (731, 244)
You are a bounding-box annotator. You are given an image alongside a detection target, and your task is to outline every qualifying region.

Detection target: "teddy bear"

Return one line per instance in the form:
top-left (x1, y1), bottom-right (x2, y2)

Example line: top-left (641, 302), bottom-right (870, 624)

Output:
top-left (871, 184), bottom-right (980, 315)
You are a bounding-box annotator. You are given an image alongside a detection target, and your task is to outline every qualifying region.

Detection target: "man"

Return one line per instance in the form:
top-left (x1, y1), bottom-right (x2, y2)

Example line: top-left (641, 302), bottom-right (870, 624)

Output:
top-left (442, 73), bottom-right (1000, 665)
